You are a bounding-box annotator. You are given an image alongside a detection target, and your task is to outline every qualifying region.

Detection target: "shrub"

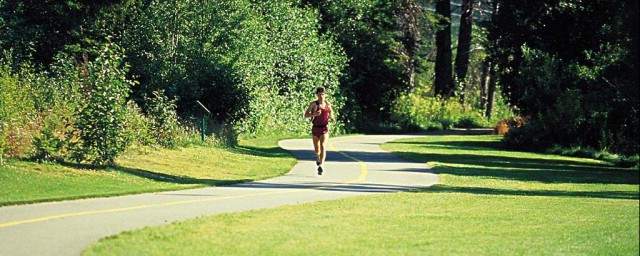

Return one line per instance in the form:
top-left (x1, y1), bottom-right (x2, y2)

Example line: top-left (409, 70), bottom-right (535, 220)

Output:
top-left (509, 45), bottom-right (639, 155)
top-left (0, 63), bottom-right (36, 158)
top-left (455, 117), bottom-right (484, 129)
top-left (495, 116), bottom-right (527, 135)
top-left (27, 54), bottom-right (85, 162)
top-left (123, 100), bottom-right (154, 147)
top-left (32, 113), bottom-right (65, 162)
top-left (74, 42), bottom-right (133, 166)
top-left (144, 90), bottom-right (180, 148)
top-left (391, 85), bottom-right (501, 131)
top-left (546, 144), bottom-right (639, 168)
top-left (503, 121), bottom-right (551, 152)
top-left (390, 87), bottom-right (443, 131)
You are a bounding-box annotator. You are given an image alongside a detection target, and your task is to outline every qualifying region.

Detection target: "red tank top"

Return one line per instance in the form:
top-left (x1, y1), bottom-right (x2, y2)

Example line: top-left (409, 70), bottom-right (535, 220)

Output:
top-left (312, 101), bottom-right (329, 127)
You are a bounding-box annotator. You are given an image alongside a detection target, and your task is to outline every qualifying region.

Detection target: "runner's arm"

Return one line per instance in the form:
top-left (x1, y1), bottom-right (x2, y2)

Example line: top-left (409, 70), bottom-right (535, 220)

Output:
top-left (304, 102), bottom-right (319, 118)
top-left (328, 103), bottom-right (336, 122)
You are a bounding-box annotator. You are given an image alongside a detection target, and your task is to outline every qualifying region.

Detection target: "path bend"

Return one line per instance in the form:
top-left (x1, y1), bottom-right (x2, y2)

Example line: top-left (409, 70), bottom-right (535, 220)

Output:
top-left (0, 134), bottom-right (438, 255)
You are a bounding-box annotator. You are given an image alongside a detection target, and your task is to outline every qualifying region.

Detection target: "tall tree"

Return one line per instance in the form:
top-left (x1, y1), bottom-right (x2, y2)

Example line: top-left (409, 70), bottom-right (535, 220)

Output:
top-left (484, 58), bottom-right (496, 119)
top-left (454, 0), bottom-right (474, 103)
top-left (479, 56), bottom-right (490, 109)
top-left (397, 0), bottom-right (423, 91)
top-left (434, 0), bottom-right (454, 98)
top-left (484, 0), bottom-right (498, 119)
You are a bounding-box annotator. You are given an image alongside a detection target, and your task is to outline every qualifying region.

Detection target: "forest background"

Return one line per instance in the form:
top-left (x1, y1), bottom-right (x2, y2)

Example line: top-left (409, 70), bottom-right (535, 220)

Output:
top-left (0, 0), bottom-right (637, 166)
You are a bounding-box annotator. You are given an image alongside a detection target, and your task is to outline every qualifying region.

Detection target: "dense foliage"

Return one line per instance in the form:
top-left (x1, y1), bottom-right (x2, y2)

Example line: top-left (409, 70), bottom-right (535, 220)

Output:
top-left (101, 0), bottom-right (346, 136)
top-left (303, 0), bottom-right (415, 131)
top-left (491, 0), bottom-right (639, 155)
top-left (1, 0), bottom-right (347, 164)
top-left (1, 0), bottom-right (637, 165)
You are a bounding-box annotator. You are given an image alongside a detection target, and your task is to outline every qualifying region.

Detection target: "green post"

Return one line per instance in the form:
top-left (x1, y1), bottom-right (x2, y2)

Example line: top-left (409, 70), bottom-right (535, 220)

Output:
top-left (201, 115), bottom-right (206, 142)
top-left (196, 100), bottom-right (211, 143)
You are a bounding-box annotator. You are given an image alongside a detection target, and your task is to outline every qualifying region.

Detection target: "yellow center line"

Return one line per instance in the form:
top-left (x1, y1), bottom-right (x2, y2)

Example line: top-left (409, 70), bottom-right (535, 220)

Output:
top-left (0, 137), bottom-right (369, 229)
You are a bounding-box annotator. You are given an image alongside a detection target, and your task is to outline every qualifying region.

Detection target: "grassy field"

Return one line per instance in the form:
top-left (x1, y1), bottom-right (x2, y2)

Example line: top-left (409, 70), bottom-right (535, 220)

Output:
top-left (85, 135), bottom-right (639, 255)
top-left (0, 136), bottom-right (296, 206)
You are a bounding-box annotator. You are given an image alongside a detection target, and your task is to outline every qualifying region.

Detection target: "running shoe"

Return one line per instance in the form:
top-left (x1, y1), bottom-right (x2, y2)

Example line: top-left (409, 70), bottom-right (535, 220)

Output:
top-left (317, 165), bottom-right (323, 175)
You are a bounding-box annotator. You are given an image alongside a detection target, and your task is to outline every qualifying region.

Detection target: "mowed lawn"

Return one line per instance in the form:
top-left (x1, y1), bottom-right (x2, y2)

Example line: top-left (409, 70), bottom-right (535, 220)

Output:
top-left (85, 135), bottom-right (639, 255)
top-left (0, 136), bottom-right (296, 206)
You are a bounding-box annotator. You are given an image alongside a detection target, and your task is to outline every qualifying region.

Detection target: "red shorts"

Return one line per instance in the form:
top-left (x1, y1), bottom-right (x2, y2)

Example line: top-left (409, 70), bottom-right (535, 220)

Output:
top-left (312, 125), bottom-right (328, 137)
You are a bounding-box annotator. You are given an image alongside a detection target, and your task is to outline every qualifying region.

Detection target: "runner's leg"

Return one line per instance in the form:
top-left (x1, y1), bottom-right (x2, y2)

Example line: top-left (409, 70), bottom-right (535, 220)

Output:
top-left (318, 133), bottom-right (329, 165)
top-left (312, 135), bottom-right (321, 164)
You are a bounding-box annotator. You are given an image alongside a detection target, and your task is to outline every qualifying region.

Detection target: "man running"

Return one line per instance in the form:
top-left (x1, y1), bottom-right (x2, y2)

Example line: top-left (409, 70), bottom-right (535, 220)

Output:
top-left (304, 86), bottom-right (336, 175)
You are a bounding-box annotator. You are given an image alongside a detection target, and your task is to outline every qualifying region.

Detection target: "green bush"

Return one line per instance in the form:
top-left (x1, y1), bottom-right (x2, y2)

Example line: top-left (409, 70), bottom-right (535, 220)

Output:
top-left (75, 42), bottom-right (133, 166)
top-left (506, 45), bottom-right (639, 155)
top-left (502, 121), bottom-right (551, 152)
top-left (455, 117), bottom-right (484, 128)
top-left (123, 100), bottom-right (154, 147)
top-left (28, 54), bottom-right (85, 162)
top-left (231, 1), bottom-right (346, 137)
top-left (110, 0), bottom-right (346, 140)
top-left (0, 63), bottom-right (36, 158)
top-left (390, 84), bottom-right (503, 131)
top-left (144, 90), bottom-right (181, 148)
top-left (546, 144), bottom-right (639, 168)
top-left (32, 113), bottom-right (65, 162)
top-left (390, 87), bottom-right (443, 130)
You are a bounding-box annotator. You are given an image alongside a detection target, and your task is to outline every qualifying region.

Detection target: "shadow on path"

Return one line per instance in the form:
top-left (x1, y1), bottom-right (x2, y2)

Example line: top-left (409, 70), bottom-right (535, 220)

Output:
top-left (157, 182), bottom-right (423, 196)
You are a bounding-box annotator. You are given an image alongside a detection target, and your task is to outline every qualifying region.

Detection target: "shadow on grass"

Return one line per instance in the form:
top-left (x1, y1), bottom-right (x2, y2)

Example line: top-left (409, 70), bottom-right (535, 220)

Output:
top-left (392, 140), bottom-right (506, 151)
top-left (114, 166), bottom-right (252, 186)
top-left (57, 144), bottom-right (293, 187)
top-left (60, 161), bottom-right (252, 186)
top-left (411, 184), bottom-right (639, 200)
top-left (386, 140), bottom-right (639, 186)
top-left (232, 144), bottom-right (293, 158)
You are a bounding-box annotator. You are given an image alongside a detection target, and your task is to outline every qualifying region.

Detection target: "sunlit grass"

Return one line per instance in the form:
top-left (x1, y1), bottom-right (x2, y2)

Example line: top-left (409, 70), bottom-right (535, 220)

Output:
top-left (0, 136), bottom-right (296, 206)
top-left (85, 135), bottom-right (638, 255)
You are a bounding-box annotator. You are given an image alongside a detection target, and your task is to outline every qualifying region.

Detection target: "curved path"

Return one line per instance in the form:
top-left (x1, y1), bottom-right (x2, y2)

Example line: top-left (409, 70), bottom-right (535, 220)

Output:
top-left (0, 135), bottom-right (438, 255)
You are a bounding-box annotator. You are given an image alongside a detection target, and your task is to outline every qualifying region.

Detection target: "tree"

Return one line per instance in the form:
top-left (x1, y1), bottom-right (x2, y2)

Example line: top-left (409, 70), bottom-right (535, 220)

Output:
top-left (483, 0), bottom-right (498, 119)
top-left (484, 58), bottom-right (496, 119)
top-left (454, 0), bottom-right (474, 103)
top-left (302, 0), bottom-right (407, 131)
top-left (492, 0), bottom-right (639, 154)
top-left (397, 0), bottom-right (423, 91)
top-left (75, 42), bottom-right (133, 166)
top-left (0, 0), bottom-right (117, 67)
top-left (434, 0), bottom-right (454, 98)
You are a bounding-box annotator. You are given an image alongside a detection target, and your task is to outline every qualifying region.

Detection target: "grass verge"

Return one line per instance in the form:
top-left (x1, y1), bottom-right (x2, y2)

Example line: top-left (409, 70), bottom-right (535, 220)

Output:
top-left (0, 135), bottom-right (296, 206)
top-left (85, 135), bottom-right (638, 255)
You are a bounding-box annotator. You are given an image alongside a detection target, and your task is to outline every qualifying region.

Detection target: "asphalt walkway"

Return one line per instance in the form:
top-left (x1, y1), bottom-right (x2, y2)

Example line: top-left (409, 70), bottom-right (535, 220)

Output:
top-left (0, 135), bottom-right (438, 255)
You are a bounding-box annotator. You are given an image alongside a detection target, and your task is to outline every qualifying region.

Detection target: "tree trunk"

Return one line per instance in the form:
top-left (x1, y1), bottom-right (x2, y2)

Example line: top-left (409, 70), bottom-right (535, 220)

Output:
top-left (485, 60), bottom-right (496, 119)
top-left (480, 58), bottom-right (490, 109)
top-left (485, 0), bottom-right (499, 120)
top-left (454, 0), bottom-right (474, 103)
top-left (398, 0), bottom-right (422, 91)
top-left (434, 0), bottom-right (454, 98)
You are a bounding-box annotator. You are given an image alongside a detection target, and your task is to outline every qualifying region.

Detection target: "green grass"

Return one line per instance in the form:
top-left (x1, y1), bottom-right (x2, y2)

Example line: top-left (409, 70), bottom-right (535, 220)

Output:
top-left (85, 135), bottom-right (639, 255)
top-left (0, 135), bottom-right (296, 206)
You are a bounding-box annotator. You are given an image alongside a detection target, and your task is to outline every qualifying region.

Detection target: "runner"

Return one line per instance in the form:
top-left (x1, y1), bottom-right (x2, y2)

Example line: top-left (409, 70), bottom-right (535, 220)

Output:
top-left (304, 86), bottom-right (336, 175)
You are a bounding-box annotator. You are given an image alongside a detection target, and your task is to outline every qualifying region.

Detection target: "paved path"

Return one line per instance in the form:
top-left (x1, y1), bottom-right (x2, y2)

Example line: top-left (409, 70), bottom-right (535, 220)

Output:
top-left (0, 135), bottom-right (438, 255)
